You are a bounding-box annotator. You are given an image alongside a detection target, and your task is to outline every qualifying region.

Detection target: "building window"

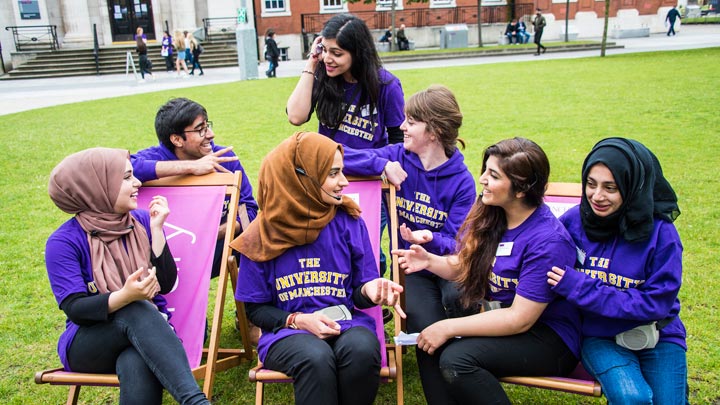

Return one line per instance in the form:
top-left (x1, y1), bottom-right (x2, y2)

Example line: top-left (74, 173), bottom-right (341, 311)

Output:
top-left (320, 0), bottom-right (348, 13)
top-left (430, 0), bottom-right (456, 7)
top-left (262, 0), bottom-right (291, 17)
top-left (376, 0), bottom-right (404, 11)
top-left (265, 0), bottom-right (285, 11)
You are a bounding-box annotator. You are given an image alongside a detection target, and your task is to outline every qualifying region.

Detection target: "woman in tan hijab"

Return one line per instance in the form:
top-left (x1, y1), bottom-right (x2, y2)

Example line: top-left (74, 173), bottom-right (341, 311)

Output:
top-left (45, 147), bottom-right (209, 405)
top-left (233, 132), bottom-right (404, 405)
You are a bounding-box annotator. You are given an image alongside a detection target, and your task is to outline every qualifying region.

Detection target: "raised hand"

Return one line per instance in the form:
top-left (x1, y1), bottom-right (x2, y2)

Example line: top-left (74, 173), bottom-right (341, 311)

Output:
top-left (392, 244), bottom-right (430, 274)
top-left (362, 278), bottom-right (406, 319)
top-left (399, 223), bottom-right (433, 245)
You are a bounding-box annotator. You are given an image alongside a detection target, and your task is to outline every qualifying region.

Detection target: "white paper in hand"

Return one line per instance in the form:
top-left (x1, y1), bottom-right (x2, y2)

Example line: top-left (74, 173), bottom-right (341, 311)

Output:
top-left (393, 332), bottom-right (420, 346)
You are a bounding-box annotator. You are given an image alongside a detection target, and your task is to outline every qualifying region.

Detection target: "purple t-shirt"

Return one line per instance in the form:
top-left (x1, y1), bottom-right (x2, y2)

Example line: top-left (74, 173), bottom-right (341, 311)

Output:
top-left (44, 210), bottom-right (170, 370)
top-left (487, 204), bottom-right (581, 358)
top-left (317, 68), bottom-right (405, 149)
top-left (131, 142), bottom-right (259, 223)
top-left (554, 206), bottom-right (687, 350)
top-left (235, 210), bottom-right (379, 362)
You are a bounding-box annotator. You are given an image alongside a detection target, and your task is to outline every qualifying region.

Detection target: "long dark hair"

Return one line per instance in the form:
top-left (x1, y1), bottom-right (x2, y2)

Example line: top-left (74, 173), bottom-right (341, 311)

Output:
top-left (312, 14), bottom-right (383, 129)
top-left (456, 137), bottom-right (549, 307)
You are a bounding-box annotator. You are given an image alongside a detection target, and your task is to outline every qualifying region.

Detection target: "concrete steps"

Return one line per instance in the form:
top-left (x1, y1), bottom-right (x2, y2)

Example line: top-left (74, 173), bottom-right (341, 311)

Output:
top-left (2, 41), bottom-right (242, 80)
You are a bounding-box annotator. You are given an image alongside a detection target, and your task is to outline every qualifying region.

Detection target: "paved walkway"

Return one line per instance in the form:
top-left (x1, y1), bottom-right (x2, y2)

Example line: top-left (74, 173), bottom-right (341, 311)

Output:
top-left (1, 25), bottom-right (718, 116)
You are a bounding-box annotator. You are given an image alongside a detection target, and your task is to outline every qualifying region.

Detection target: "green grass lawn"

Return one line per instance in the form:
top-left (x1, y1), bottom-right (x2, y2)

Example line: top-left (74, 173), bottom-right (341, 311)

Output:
top-left (2, 47), bottom-right (719, 404)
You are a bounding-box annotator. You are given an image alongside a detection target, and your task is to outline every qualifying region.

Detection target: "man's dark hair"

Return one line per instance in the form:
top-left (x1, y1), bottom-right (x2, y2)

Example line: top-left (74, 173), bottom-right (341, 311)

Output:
top-left (154, 98), bottom-right (208, 151)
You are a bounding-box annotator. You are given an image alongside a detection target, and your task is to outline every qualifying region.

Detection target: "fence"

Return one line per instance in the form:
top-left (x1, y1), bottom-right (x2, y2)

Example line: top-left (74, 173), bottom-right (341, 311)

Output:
top-left (5, 25), bottom-right (59, 51)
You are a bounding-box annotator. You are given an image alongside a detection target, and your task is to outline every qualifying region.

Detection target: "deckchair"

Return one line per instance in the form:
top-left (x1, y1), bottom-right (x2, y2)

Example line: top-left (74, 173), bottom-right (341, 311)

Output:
top-left (498, 181), bottom-right (602, 397)
top-left (35, 172), bottom-right (254, 404)
top-left (246, 177), bottom-right (404, 405)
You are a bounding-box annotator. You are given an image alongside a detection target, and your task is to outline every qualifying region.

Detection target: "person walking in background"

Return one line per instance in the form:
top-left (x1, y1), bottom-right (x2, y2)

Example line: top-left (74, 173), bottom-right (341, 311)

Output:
top-left (532, 8), bottom-right (547, 55)
top-left (666, 5), bottom-right (681, 36)
top-left (160, 31), bottom-right (174, 72)
top-left (264, 29), bottom-right (280, 78)
top-left (173, 30), bottom-right (189, 78)
top-left (136, 36), bottom-right (154, 82)
top-left (183, 31), bottom-right (193, 68)
top-left (548, 137), bottom-right (687, 404)
top-left (188, 33), bottom-right (204, 76)
top-left (45, 148), bottom-right (211, 405)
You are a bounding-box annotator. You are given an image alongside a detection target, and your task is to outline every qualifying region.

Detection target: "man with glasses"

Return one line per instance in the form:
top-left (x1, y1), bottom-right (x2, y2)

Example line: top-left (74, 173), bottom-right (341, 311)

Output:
top-left (131, 97), bottom-right (259, 279)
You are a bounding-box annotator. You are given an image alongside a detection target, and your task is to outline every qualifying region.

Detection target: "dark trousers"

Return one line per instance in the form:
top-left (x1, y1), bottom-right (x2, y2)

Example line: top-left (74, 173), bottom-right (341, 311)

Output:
top-left (266, 58), bottom-right (278, 77)
top-left (264, 327), bottom-right (381, 405)
top-left (405, 272), bottom-right (478, 405)
top-left (164, 55), bottom-right (174, 71)
top-left (439, 322), bottom-right (578, 404)
top-left (534, 29), bottom-right (546, 53)
top-left (67, 300), bottom-right (209, 405)
top-left (190, 52), bottom-right (203, 74)
top-left (667, 20), bottom-right (677, 35)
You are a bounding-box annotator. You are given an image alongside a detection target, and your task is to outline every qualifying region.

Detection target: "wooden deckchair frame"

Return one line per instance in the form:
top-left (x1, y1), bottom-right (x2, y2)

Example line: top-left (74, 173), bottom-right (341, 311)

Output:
top-left (497, 181), bottom-right (602, 397)
top-left (246, 177), bottom-right (404, 405)
top-left (34, 172), bottom-right (254, 404)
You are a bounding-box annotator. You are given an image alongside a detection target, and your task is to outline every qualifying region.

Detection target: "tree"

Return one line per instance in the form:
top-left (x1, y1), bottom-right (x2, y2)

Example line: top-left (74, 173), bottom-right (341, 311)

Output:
top-left (601, 0), bottom-right (610, 56)
top-left (478, 0), bottom-right (484, 47)
top-left (349, 0), bottom-right (428, 52)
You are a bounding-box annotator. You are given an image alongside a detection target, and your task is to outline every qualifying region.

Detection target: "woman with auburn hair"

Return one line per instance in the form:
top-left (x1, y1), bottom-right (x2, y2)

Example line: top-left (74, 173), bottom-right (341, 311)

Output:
top-left (394, 137), bottom-right (581, 404)
top-left (343, 85), bottom-right (476, 404)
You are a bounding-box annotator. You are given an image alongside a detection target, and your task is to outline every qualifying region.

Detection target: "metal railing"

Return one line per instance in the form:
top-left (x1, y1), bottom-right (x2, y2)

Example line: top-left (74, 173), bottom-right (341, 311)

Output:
top-left (92, 23), bottom-right (100, 75)
top-left (5, 25), bottom-right (59, 51)
top-left (202, 17), bottom-right (239, 42)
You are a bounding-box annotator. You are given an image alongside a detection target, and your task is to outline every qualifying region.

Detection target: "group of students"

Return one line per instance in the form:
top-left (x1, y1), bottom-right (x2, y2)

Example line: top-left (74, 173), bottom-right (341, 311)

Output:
top-left (45, 12), bottom-right (688, 405)
top-left (136, 27), bottom-right (204, 81)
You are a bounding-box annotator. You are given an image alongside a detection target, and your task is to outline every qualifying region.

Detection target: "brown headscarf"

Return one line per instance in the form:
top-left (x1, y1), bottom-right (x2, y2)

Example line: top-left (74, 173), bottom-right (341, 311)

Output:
top-left (48, 148), bottom-right (151, 294)
top-left (231, 132), bottom-right (361, 262)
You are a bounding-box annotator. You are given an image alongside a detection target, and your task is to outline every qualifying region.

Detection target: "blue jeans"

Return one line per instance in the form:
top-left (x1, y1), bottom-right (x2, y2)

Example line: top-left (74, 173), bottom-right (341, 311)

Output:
top-left (67, 300), bottom-right (209, 405)
top-left (582, 337), bottom-right (688, 405)
top-left (264, 327), bottom-right (380, 405)
top-left (518, 31), bottom-right (530, 43)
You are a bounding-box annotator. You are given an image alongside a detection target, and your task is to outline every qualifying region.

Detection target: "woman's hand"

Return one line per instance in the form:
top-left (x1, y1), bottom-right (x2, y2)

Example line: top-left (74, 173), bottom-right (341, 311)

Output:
top-left (306, 35), bottom-right (324, 67)
top-left (383, 161), bottom-right (407, 190)
top-left (399, 223), bottom-right (432, 245)
top-left (362, 278), bottom-right (406, 319)
top-left (417, 320), bottom-right (453, 355)
top-left (547, 266), bottom-right (566, 287)
top-left (294, 313), bottom-right (341, 339)
top-left (392, 244), bottom-right (430, 274)
top-left (148, 195), bottom-right (169, 230)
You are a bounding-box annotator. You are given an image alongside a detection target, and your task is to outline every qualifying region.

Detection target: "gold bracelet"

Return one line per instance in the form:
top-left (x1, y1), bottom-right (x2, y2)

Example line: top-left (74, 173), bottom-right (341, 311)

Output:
top-left (301, 70), bottom-right (315, 76)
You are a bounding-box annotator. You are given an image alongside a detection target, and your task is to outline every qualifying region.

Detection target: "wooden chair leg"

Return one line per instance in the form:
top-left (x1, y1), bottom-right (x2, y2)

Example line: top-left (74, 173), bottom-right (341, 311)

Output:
top-left (66, 385), bottom-right (80, 405)
top-left (255, 381), bottom-right (264, 405)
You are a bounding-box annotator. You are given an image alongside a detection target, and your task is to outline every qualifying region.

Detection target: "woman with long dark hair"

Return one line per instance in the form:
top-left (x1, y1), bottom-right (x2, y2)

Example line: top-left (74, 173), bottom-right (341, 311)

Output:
top-left (394, 138), bottom-right (581, 404)
top-left (136, 36), bottom-right (154, 81)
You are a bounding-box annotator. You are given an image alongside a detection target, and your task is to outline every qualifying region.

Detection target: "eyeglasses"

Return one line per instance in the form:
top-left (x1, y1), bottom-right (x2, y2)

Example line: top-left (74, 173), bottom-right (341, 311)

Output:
top-left (184, 121), bottom-right (213, 137)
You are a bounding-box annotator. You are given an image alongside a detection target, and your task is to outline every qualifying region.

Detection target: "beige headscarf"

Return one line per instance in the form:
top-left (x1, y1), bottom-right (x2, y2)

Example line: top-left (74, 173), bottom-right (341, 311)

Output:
top-left (231, 132), bottom-right (361, 262)
top-left (48, 148), bottom-right (151, 294)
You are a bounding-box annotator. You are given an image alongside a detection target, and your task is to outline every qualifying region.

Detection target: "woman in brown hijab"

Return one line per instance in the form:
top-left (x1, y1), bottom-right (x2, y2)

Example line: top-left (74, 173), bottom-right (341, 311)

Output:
top-left (233, 132), bottom-right (404, 405)
top-left (45, 147), bottom-right (210, 405)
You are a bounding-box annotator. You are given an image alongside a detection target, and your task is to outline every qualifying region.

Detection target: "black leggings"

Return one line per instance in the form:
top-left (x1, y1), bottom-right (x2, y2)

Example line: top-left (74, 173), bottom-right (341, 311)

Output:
top-left (439, 322), bottom-right (578, 404)
top-left (264, 327), bottom-right (381, 405)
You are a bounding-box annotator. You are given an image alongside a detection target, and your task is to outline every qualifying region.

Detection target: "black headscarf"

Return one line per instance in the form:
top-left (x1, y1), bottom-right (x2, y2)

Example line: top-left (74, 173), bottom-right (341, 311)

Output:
top-left (580, 137), bottom-right (680, 242)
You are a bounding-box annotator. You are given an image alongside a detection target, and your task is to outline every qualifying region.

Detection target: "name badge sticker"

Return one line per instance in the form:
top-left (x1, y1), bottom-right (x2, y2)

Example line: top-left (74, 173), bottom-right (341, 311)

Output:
top-left (496, 242), bottom-right (513, 257)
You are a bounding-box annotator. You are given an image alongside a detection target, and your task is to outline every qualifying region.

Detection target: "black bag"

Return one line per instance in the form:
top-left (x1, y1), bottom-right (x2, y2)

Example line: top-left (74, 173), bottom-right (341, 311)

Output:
top-left (197, 44), bottom-right (204, 54)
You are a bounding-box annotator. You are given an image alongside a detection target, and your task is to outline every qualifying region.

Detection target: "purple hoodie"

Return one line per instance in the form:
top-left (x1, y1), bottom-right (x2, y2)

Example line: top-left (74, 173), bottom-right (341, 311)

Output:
top-left (553, 206), bottom-right (687, 350)
top-left (344, 143), bottom-right (476, 256)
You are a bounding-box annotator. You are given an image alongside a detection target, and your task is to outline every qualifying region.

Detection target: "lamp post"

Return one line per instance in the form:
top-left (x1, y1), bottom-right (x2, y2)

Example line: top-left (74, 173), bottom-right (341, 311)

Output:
top-left (564, 0), bottom-right (570, 42)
